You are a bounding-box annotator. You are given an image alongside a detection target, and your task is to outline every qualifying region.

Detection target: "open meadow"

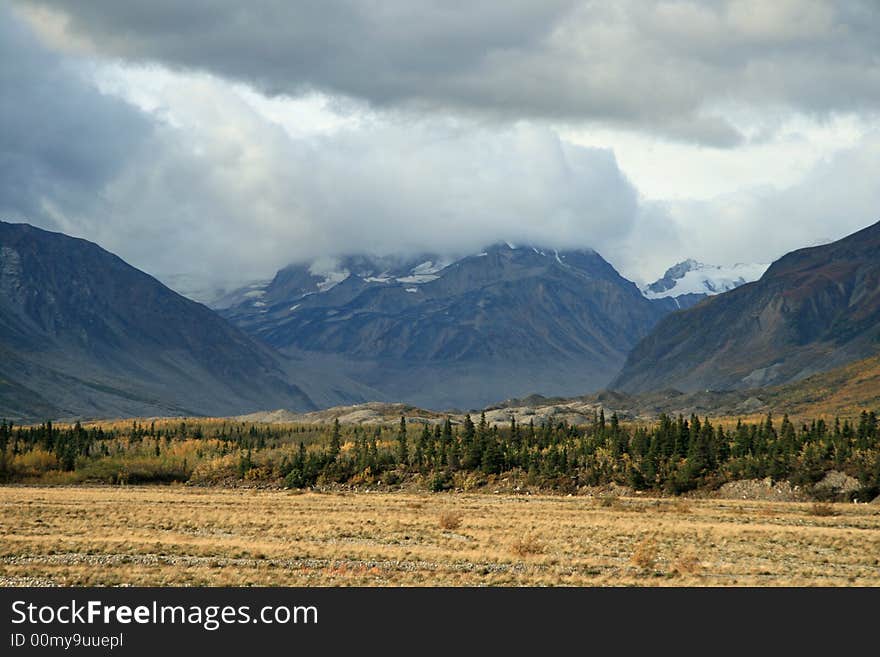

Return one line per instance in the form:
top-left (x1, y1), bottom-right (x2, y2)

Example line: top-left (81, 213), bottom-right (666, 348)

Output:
top-left (1, 486), bottom-right (879, 586)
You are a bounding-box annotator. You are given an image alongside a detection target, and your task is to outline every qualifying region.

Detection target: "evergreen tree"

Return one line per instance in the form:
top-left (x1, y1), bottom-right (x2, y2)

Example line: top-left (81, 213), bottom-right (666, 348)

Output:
top-left (465, 413), bottom-right (487, 469)
top-left (416, 424), bottom-right (430, 470)
top-left (396, 416), bottom-right (408, 465)
top-left (369, 430), bottom-right (380, 469)
top-left (481, 436), bottom-right (504, 474)
top-left (328, 418), bottom-right (342, 460)
top-left (460, 414), bottom-right (476, 467)
top-left (509, 415), bottom-right (519, 449)
top-left (0, 421), bottom-right (8, 481)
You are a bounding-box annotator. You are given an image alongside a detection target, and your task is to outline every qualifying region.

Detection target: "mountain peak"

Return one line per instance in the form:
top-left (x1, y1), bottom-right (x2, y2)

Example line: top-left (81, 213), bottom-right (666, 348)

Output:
top-left (643, 259), bottom-right (768, 299)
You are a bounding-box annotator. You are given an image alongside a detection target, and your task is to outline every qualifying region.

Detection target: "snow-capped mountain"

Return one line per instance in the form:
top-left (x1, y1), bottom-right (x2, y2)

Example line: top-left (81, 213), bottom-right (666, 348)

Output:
top-left (215, 243), bottom-right (671, 408)
top-left (211, 253), bottom-right (454, 312)
top-left (642, 260), bottom-right (768, 304)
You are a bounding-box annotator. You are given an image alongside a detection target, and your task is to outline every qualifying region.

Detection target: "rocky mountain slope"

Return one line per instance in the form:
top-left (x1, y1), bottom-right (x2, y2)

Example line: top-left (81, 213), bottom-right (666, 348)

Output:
top-left (220, 243), bottom-right (673, 408)
top-left (614, 220), bottom-right (880, 393)
top-left (0, 221), bottom-right (375, 421)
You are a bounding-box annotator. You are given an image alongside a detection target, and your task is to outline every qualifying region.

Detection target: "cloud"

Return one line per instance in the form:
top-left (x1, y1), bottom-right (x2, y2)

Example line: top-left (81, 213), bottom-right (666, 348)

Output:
top-left (96, 86), bottom-right (646, 283)
top-left (0, 8), bottom-right (152, 229)
top-left (3, 4), bottom-right (878, 293)
top-left (14, 0), bottom-right (880, 146)
top-left (631, 132), bottom-right (880, 279)
top-left (0, 7), bottom-right (647, 287)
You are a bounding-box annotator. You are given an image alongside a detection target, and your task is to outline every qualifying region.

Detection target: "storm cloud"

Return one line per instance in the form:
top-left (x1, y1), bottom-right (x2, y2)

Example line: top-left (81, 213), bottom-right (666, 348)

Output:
top-left (100, 95), bottom-right (647, 284)
top-left (14, 0), bottom-right (880, 146)
top-left (0, 8), bottom-right (152, 229)
top-left (2, 2), bottom-right (879, 292)
top-left (0, 7), bottom-right (650, 287)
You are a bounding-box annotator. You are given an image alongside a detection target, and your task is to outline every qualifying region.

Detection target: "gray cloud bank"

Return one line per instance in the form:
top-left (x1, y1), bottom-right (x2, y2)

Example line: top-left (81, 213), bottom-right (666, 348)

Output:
top-left (15, 0), bottom-right (880, 146)
top-left (0, 8), bottom-right (152, 227)
top-left (0, 7), bottom-right (648, 285)
top-left (2, 4), bottom-right (879, 291)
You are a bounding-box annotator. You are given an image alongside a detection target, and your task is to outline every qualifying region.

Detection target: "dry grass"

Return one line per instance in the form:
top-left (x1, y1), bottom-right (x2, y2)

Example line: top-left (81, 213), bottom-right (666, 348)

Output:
top-left (671, 549), bottom-right (703, 577)
top-left (596, 493), bottom-right (620, 508)
top-left (1, 486), bottom-right (880, 586)
top-left (809, 502), bottom-right (836, 517)
top-left (671, 499), bottom-right (693, 514)
top-left (630, 538), bottom-right (657, 570)
top-left (438, 512), bottom-right (463, 530)
top-left (510, 534), bottom-right (544, 558)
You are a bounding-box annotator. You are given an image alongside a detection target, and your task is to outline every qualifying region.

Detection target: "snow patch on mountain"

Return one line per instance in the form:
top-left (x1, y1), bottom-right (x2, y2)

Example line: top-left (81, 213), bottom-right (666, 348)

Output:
top-left (643, 260), bottom-right (768, 300)
top-left (308, 257), bottom-right (351, 292)
top-left (397, 274), bottom-right (439, 284)
top-left (395, 259), bottom-right (450, 284)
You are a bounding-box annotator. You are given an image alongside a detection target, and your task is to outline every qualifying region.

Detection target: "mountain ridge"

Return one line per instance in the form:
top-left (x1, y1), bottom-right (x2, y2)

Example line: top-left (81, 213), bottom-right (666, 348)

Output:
top-left (219, 241), bottom-right (673, 408)
top-left (7, 219), bottom-right (879, 420)
top-left (0, 220), bottom-right (377, 421)
top-left (613, 220), bottom-right (880, 393)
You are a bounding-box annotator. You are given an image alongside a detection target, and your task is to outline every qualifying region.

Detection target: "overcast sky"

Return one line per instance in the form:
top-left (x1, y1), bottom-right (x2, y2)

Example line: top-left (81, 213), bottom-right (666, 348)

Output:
top-left (2, 1), bottom-right (879, 289)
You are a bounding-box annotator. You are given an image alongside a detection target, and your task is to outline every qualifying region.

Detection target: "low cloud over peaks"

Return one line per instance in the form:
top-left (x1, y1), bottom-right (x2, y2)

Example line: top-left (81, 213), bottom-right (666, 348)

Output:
top-left (2, 2), bottom-right (879, 289)
top-left (0, 7), bottom-right (647, 286)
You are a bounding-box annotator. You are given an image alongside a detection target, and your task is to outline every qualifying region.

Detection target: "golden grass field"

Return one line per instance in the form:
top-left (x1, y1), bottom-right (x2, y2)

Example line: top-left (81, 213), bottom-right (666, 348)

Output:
top-left (1, 486), bottom-right (879, 587)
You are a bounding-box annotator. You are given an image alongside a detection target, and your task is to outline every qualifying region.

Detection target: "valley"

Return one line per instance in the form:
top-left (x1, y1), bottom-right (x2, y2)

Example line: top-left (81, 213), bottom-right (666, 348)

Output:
top-left (2, 219), bottom-right (879, 590)
top-left (4, 0), bottom-right (879, 599)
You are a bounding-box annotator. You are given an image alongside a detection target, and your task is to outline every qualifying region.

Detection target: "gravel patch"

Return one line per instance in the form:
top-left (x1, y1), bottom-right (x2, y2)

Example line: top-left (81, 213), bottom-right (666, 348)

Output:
top-left (0, 552), bottom-right (528, 575)
top-left (713, 478), bottom-right (806, 502)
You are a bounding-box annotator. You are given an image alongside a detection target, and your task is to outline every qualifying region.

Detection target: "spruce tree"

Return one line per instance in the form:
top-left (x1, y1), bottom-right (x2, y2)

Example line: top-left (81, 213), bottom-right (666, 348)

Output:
top-left (0, 421), bottom-right (7, 481)
top-left (329, 418), bottom-right (341, 460)
top-left (396, 416), bottom-right (408, 465)
top-left (481, 436), bottom-right (504, 475)
top-left (464, 413), bottom-right (485, 469)
top-left (369, 429), bottom-right (380, 469)
top-left (416, 424), bottom-right (430, 470)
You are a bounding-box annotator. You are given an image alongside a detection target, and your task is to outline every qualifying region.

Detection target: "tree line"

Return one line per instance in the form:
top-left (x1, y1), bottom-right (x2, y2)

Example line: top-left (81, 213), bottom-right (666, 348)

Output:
top-left (1, 411), bottom-right (878, 499)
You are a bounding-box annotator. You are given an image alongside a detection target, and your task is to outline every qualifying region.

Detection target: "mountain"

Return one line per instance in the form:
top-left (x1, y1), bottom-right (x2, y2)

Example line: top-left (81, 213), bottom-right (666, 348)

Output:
top-left (0, 221), bottom-right (375, 421)
top-left (614, 220), bottom-right (880, 393)
top-left (642, 259), bottom-right (768, 309)
top-left (217, 253), bottom-right (451, 322)
top-left (219, 243), bottom-right (672, 408)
